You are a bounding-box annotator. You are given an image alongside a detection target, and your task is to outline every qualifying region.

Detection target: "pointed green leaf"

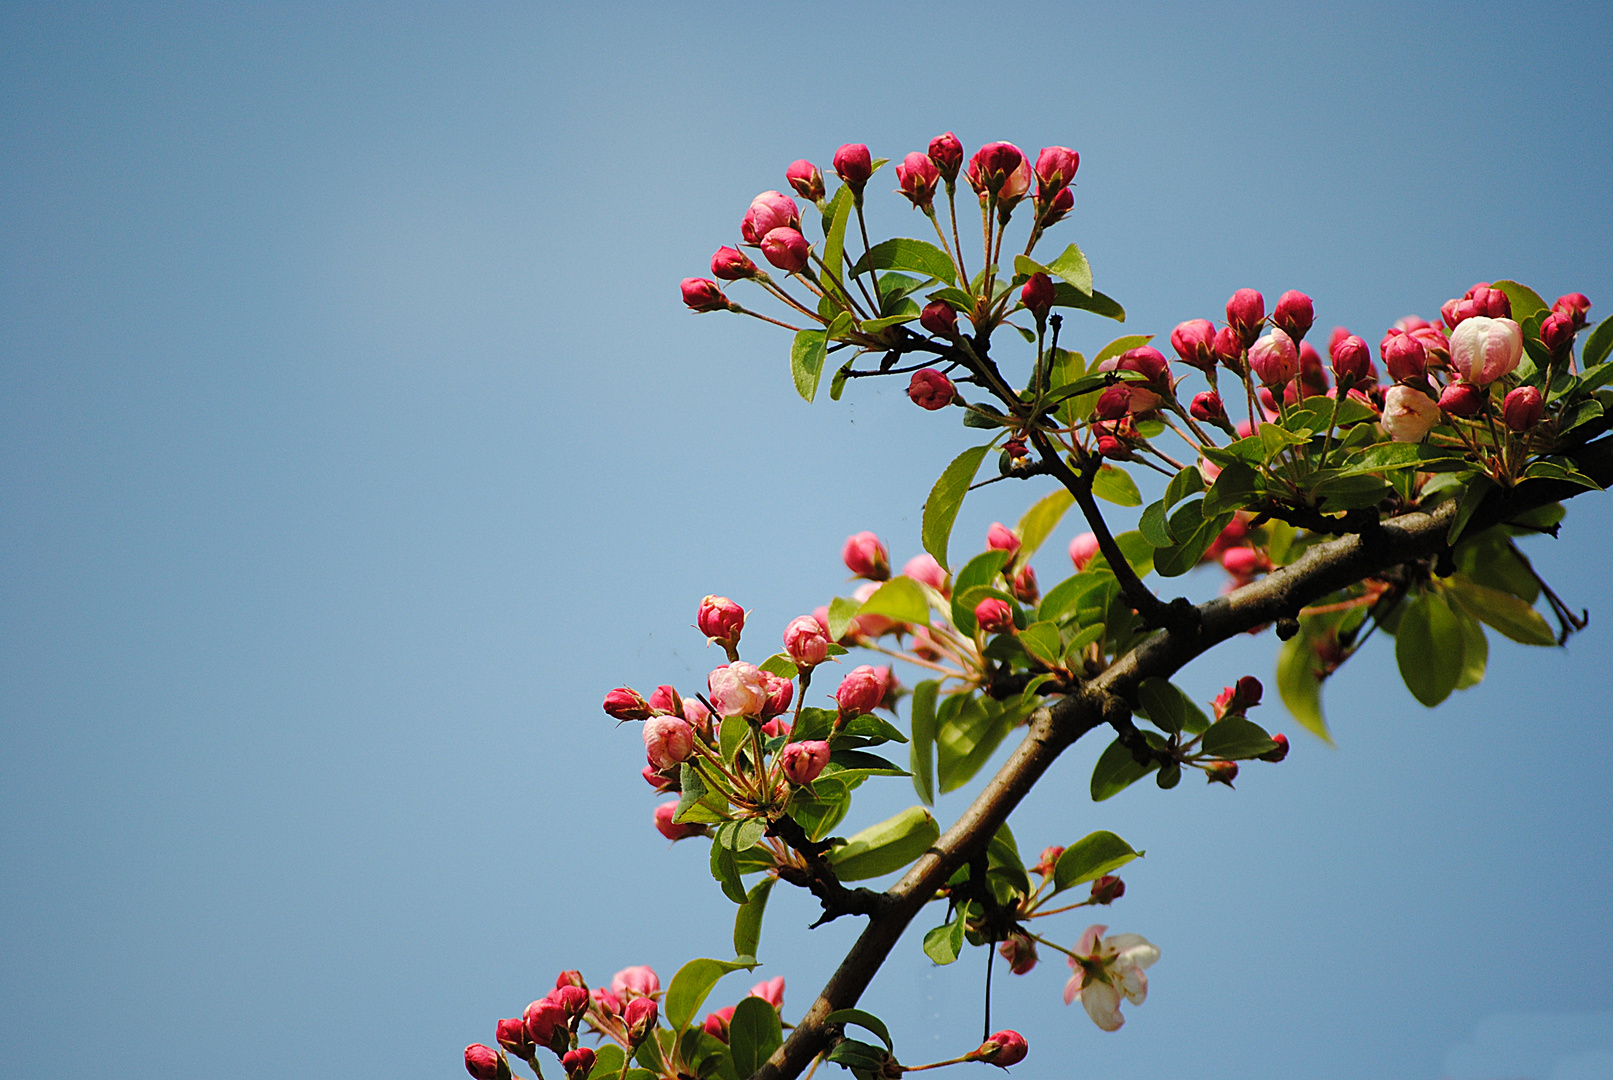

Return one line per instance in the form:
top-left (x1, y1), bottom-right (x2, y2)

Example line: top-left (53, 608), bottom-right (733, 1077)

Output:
top-left (727, 996), bottom-right (783, 1079)
top-left (850, 238), bottom-right (956, 285)
top-left (909, 679), bottom-right (939, 806)
top-left (791, 330), bottom-right (828, 403)
top-left (1200, 716), bottom-right (1280, 760)
top-left (857, 576), bottom-right (931, 626)
top-left (922, 917), bottom-right (966, 965)
top-left (827, 806), bottom-right (940, 881)
top-left (824, 1010), bottom-right (894, 1053)
top-left (1015, 488), bottom-right (1076, 560)
top-left (710, 837), bottom-right (748, 904)
top-left (1582, 316), bottom-right (1613, 369)
top-left (588, 1045), bottom-right (627, 1080)
top-left (1046, 242), bottom-right (1094, 295)
top-left (1276, 626), bottom-right (1332, 744)
top-left (1053, 282), bottom-right (1125, 321)
top-left (1092, 464), bottom-right (1141, 506)
top-left (664, 957), bottom-right (760, 1032)
top-left (1090, 736), bottom-right (1157, 801)
top-left (1051, 830), bottom-right (1142, 894)
top-left (1136, 676), bottom-right (1209, 736)
top-left (1446, 575), bottom-right (1557, 645)
top-left (733, 876), bottom-right (775, 960)
top-left (1454, 607), bottom-right (1488, 690)
top-left (922, 445), bottom-right (992, 567)
top-left (826, 596), bottom-right (861, 642)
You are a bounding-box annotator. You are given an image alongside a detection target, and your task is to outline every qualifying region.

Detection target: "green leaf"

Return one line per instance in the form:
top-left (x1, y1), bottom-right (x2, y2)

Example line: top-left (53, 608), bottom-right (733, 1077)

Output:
top-left (1062, 623), bottom-right (1104, 665)
top-left (1200, 716), bottom-right (1280, 760)
top-left (664, 956), bottom-right (759, 1032)
top-left (1164, 465), bottom-right (1205, 510)
top-left (674, 763), bottom-right (713, 823)
top-left (1448, 473), bottom-right (1497, 544)
top-left (1051, 830), bottom-right (1142, 894)
top-left (1090, 736), bottom-right (1158, 801)
top-left (1015, 488), bottom-right (1075, 560)
top-left (824, 1010), bottom-right (894, 1053)
top-left (719, 715), bottom-right (748, 764)
top-left (788, 775), bottom-right (850, 842)
top-left (588, 1045), bottom-right (627, 1080)
top-left (1446, 575), bottom-right (1557, 645)
top-left (733, 876), bottom-right (775, 960)
top-left (710, 838), bottom-right (748, 904)
top-left (1201, 461), bottom-right (1263, 517)
top-left (1052, 282), bottom-right (1125, 320)
top-left (949, 550), bottom-right (1011, 635)
top-left (1340, 442), bottom-right (1463, 474)
top-left (1491, 280), bottom-right (1550, 324)
top-left (1136, 676), bottom-right (1209, 736)
top-left (1582, 316), bottom-right (1613, 368)
top-left (908, 679), bottom-right (938, 806)
top-left (1153, 503), bottom-right (1233, 578)
top-left (1395, 591), bottom-right (1466, 708)
top-left (1137, 500), bottom-right (1172, 548)
top-left (1454, 608), bottom-right (1489, 690)
top-left (922, 917), bottom-right (966, 965)
top-left (1260, 422), bottom-right (1310, 460)
top-left (925, 286), bottom-right (975, 312)
top-left (791, 707), bottom-right (837, 744)
top-left (857, 576), bottom-right (931, 626)
top-left (819, 189), bottom-right (854, 296)
top-left (826, 596), bottom-right (861, 642)
top-left (727, 996), bottom-right (783, 1079)
top-left (834, 712), bottom-right (908, 746)
top-left (1312, 474), bottom-right (1394, 512)
top-left (936, 693), bottom-right (1030, 793)
top-left (1093, 334), bottom-right (1154, 365)
top-left (791, 330), bottom-right (828, 403)
top-left (1277, 625), bottom-right (1332, 744)
top-left (829, 362), bottom-right (852, 402)
top-left (757, 653), bottom-right (798, 679)
top-left (1018, 620), bottom-right (1063, 667)
top-left (825, 749), bottom-right (909, 778)
top-left (922, 444), bottom-right (992, 568)
top-left (987, 823), bottom-right (1031, 897)
top-left (1046, 242), bottom-right (1094, 295)
top-left (1092, 464), bottom-right (1142, 506)
top-left (827, 806), bottom-right (940, 881)
top-left (826, 1040), bottom-right (892, 1074)
top-left (1085, 529), bottom-right (1155, 579)
top-left (850, 238), bottom-right (957, 285)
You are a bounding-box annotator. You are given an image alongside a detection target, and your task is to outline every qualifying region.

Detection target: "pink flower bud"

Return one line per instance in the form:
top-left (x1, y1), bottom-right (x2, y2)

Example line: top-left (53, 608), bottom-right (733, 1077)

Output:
top-left (562, 1048), bottom-right (596, 1080)
top-left (749, 976), bottom-right (786, 1009)
top-left (1449, 316), bottom-right (1524, 386)
top-left (1021, 272), bottom-right (1055, 320)
top-left (836, 665), bottom-right (885, 716)
top-left (1069, 532), bottom-right (1099, 570)
top-left (1540, 311), bottom-right (1576, 354)
top-left (623, 997), bottom-right (658, 1046)
top-left (524, 998), bottom-right (567, 1049)
top-left (710, 246), bottom-right (758, 282)
top-left (833, 143), bottom-right (873, 190)
top-left (1032, 845), bottom-right (1065, 876)
top-left (780, 740), bottom-right (831, 785)
top-left (974, 1030), bottom-right (1028, 1068)
top-left (760, 227), bottom-right (810, 273)
top-left (986, 522), bottom-right (1022, 559)
top-left (612, 965), bottom-right (662, 1000)
top-left (1204, 760), bottom-right (1239, 787)
top-left (556, 969), bottom-right (586, 990)
top-left (1221, 546), bottom-right (1265, 578)
top-left (842, 531), bottom-right (890, 580)
top-left (1381, 384), bottom-right (1442, 442)
top-left (739, 191), bottom-right (801, 246)
top-left (1034, 146), bottom-right (1080, 191)
top-left (497, 1018), bottom-right (534, 1056)
top-left (1095, 383), bottom-right (1132, 420)
top-left (1553, 292), bottom-right (1592, 330)
top-left (1381, 329), bottom-right (1428, 383)
top-left (777, 617), bottom-right (827, 670)
top-left (1248, 329), bottom-right (1299, 388)
top-left (646, 686), bottom-right (680, 716)
top-left (1189, 391), bottom-right (1226, 424)
top-left (1502, 385), bottom-right (1544, 433)
top-left (974, 597), bottom-right (1015, 635)
top-left (1089, 874), bottom-right (1126, 904)
top-left (785, 160), bottom-right (825, 203)
top-left (920, 300), bottom-right (958, 338)
top-left (903, 553), bottom-right (949, 592)
top-left (590, 988), bottom-right (622, 1016)
top-left (708, 662), bottom-right (769, 718)
top-left (1272, 290), bottom-right (1315, 343)
top-left (654, 800), bottom-right (701, 840)
top-left (999, 933), bottom-right (1039, 975)
top-left (681, 278), bottom-right (730, 313)
top-left (603, 687), bottom-right (651, 721)
top-left (551, 985), bottom-right (590, 1019)
top-left (643, 763), bottom-right (678, 793)
top-left (1213, 325), bottom-right (1246, 374)
top-left (643, 714), bottom-right (694, 770)
top-left (1258, 732), bottom-right (1290, 762)
top-left (1439, 381), bottom-right (1485, 417)
top-left (696, 595), bottom-right (746, 647)
top-left (1010, 564), bottom-right (1039, 605)
top-left (1170, 319), bottom-right (1218, 374)
top-left (1442, 282), bottom-right (1512, 329)
top-left (908, 367), bottom-right (956, 410)
top-left (966, 142), bottom-right (1029, 201)
top-left (760, 670), bottom-right (794, 718)
top-left (1226, 288), bottom-right (1266, 347)
top-left (1118, 345), bottom-right (1171, 385)
top-left (928, 132), bottom-right (964, 182)
top-left (1038, 184), bottom-right (1074, 226)
top-left (702, 1006), bottom-right (736, 1044)
top-left (1330, 333), bottom-right (1372, 386)
top-left (466, 1044), bottom-right (506, 1080)
top-left (896, 152), bottom-right (940, 209)
top-left (683, 697), bottom-right (713, 738)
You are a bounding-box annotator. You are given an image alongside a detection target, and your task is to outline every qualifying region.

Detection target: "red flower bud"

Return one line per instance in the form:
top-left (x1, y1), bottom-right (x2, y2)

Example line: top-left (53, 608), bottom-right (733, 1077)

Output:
top-left (466, 1044), bottom-right (508, 1080)
top-left (973, 1030), bottom-right (1028, 1068)
top-left (624, 997), bottom-right (658, 1046)
top-left (703, 1006), bottom-right (736, 1044)
top-left (524, 998), bottom-right (568, 1050)
top-left (739, 191), bottom-right (801, 246)
top-left (1096, 431), bottom-right (1131, 460)
top-left (1089, 874), bottom-right (1126, 904)
top-left (927, 132), bottom-right (964, 182)
top-left (697, 595), bottom-right (746, 647)
top-left (590, 988), bottom-right (622, 1016)
top-left (760, 227), bottom-right (810, 273)
top-left (1272, 290), bottom-right (1315, 343)
top-left (1381, 329), bottom-right (1428, 382)
top-left (562, 1048), bottom-right (596, 1080)
top-left (836, 665), bottom-right (885, 716)
top-left (497, 1018), bottom-right (534, 1057)
top-left (1540, 311), bottom-right (1576, 355)
top-left (904, 554), bottom-right (949, 593)
top-left (1439, 381), bottom-right (1485, 417)
top-left (966, 142), bottom-right (1030, 202)
top-left (551, 985), bottom-right (590, 1019)
top-left (1503, 385), bottom-right (1543, 433)
top-left (654, 801), bottom-right (704, 841)
top-left (920, 300), bottom-right (959, 338)
top-left (1212, 325), bottom-right (1246, 374)
top-left (784, 615), bottom-right (831, 668)
top-left (1442, 282), bottom-right (1511, 329)
top-left (710, 246), bottom-right (758, 281)
top-left (1248, 329), bottom-right (1299, 388)
top-left (555, 970), bottom-right (587, 990)
top-left (1034, 146), bottom-right (1080, 192)
top-left (974, 597), bottom-right (1015, 635)
top-left (643, 714), bottom-right (694, 770)
top-left (612, 966), bottom-right (660, 999)
top-left (603, 687), bottom-right (651, 721)
top-left (842, 531), bottom-right (890, 580)
top-left (648, 686), bottom-right (682, 717)
top-left (998, 933), bottom-right (1039, 975)
top-left (1553, 292), bottom-right (1592, 330)
top-left (1095, 384), bottom-right (1131, 420)
top-left (760, 670), bottom-right (794, 718)
top-left (1204, 760), bottom-right (1239, 787)
top-left (908, 367), bottom-right (956, 410)
top-left (1038, 185), bottom-right (1074, 226)
top-left (750, 976), bottom-right (786, 1009)
top-left (780, 740), bottom-right (831, 784)
top-left (1068, 533), bottom-right (1098, 571)
top-left (1221, 547), bottom-right (1265, 578)
top-left (1226, 288), bottom-right (1266, 348)
top-left (785, 160), bottom-right (825, 203)
top-left (1170, 319), bottom-right (1218, 374)
top-left (1118, 345), bottom-right (1171, 384)
top-left (986, 522), bottom-right (1022, 559)
top-left (1189, 391), bottom-right (1227, 424)
top-left (1330, 334), bottom-right (1373, 386)
top-left (1011, 564), bottom-right (1039, 605)
top-left (681, 278), bottom-right (730, 313)
top-left (1234, 675), bottom-right (1263, 708)
top-left (896, 152), bottom-right (941, 210)
top-left (642, 763), bottom-right (679, 793)
top-left (833, 143), bottom-right (873, 192)
top-left (1021, 272), bottom-right (1055, 321)
top-left (1258, 732), bottom-right (1290, 762)
top-left (1032, 844), bottom-right (1065, 876)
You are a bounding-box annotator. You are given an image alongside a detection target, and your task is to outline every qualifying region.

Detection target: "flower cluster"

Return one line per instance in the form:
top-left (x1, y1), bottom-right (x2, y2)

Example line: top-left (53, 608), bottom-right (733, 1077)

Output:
top-left (465, 966), bottom-right (661, 1080)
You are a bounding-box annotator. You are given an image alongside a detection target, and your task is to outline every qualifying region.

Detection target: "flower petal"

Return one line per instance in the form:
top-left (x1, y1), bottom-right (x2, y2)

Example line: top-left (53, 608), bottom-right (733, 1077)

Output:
top-left (1105, 933), bottom-right (1160, 970)
top-left (1081, 981), bottom-right (1124, 1031)
top-left (1063, 973), bottom-right (1082, 1006)
top-left (1118, 965), bottom-right (1149, 1005)
top-left (1075, 924), bottom-right (1107, 956)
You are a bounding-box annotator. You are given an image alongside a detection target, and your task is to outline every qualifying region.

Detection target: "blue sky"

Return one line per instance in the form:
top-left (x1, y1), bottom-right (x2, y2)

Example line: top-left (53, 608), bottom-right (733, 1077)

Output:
top-left (3, 4), bottom-right (1610, 1079)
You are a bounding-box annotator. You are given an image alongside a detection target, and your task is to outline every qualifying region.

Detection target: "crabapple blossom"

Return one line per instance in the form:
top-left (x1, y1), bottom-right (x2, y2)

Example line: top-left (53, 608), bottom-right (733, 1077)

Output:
top-left (972, 1030), bottom-right (1028, 1067)
top-left (833, 143), bottom-right (873, 192)
top-left (896, 152), bottom-right (940, 209)
top-left (647, 685), bottom-right (682, 715)
top-left (1330, 333), bottom-right (1372, 385)
top-left (496, 1017), bottom-right (533, 1056)
top-left (919, 300), bottom-right (958, 337)
top-left (1089, 874), bottom-right (1126, 904)
top-left (682, 696), bottom-right (713, 737)
top-left (974, 597), bottom-right (1015, 635)
top-left (1273, 289), bottom-right (1315, 342)
top-left (999, 933), bottom-right (1039, 974)
top-left (523, 997), bottom-right (567, 1048)
top-left (1226, 288), bottom-right (1266, 347)
top-left (1539, 311), bottom-right (1575, 354)
top-left (1439, 382), bottom-right (1485, 417)
top-left (1011, 564), bottom-right (1039, 605)
top-left (1032, 845), bottom-right (1065, 876)
top-left (966, 142), bottom-right (1030, 202)
top-left (611, 965), bottom-right (661, 999)
top-left (1021, 272), bottom-right (1055, 320)
top-left (654, 801), bottom-right (702, 841)
top-left (1381, 384), bottom-right (1442, 442)
top-left (783, 615), bottom-right (831, 668)
top-left (760, 670), bottom-right (794, 717)
top-left (642, 764), bottom-right (677, 793)
top-left (710, 246), bottom-right (758, 281)
top-left (1063, 924), bottom-right (1160, 1031)
top-left (739, 191), bottom-right (800, 245)
top-left (1204, 760), bottom-right (1239, 786)
top-left (908, 367), bottom-right (956, 410)
top-left (1190, 390), bottom-right (1226, 424)
top-left (1170, 318), bottom-right (1218, 374)
top-left (465, 1044), bottom-right (505, 1080)
top-left (703, 1006), bottom-right (735, 1043)
top-left (835, 665), bottom-right (885, 716)
top-left (696, 595), bottom-right (745, 647)
top-left (1034, 146), bottom-right (1079, 190)
top-left (1259, 733), bottom-right (1291, 762)
top-left (784, 160), bottom-right (824, 203)
top-left (1503, 385), bottom-right (1544, 432)
top-left (760, 227), bottom-right (810, 273)
top-left (562, 1048), bottom-right (595, 1080)
top-left (780, 740), bottom-right (830, 784)
top-left (842, 531), bottom-right (890, 580)
top-left (624, 997), bottom-right (658, 1045)
top-left (749, 976), bottom-right (786, 1008)
top-left (850, 580), bottom-right (900, 638)
top-left (1553, 292), bottom-right (1591, 328)
top-left (1381, 329), bottom-right (1428, 382)
top-left (708, 662), bottom-right (768, 718)
top-left (986, 522), bottom-right (1022, 559)
top-left (927, 132), bottom-right (963, 181)
top-left (681, 278), bottom-right (730, 313)
top-left (1449, 316), bottom-right (1523, 386)
top-left (1248, 328), bottom-right (1299, 387)
top-left (1095, 384), bottom-right (1131, 420)
top-left (603, 687), bottom-right (651, 721)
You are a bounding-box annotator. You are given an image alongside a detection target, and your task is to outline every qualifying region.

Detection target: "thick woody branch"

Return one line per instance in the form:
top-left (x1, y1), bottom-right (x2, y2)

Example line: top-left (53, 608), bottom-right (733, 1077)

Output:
top-left (749, 436), bottom-right (1613, 1080)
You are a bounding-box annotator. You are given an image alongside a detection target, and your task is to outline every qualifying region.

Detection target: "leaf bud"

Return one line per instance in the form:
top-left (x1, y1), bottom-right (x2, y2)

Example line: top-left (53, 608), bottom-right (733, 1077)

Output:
top-left (908, 367), bottom-right (956, 410)
top-left (842, 531), bottom-right (890, 580)
top-left (680, 278), bottom-right (731, 313)
top-left (1089, 874), bottom-right (1126, 905)
top-left (974, 597), bottom-right (1015, 635)
top-left (1226, 288), bottom-right (1266, 348)
top-left (1503, 385), bottom-right (1544, 433)
top-left (785, 160), bottom-right (825, 203)
top-left (602, 687), bottom-right (652, 721)
top-left (1258, 733), bottom-right (1290, 763)
top-left (927, 132), bottom-right (964, 182)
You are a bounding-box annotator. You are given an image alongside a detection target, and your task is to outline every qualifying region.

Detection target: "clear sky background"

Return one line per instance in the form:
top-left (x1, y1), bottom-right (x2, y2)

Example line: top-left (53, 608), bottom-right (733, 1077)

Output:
top-left (3, 3), bottom-right (1611, 1079)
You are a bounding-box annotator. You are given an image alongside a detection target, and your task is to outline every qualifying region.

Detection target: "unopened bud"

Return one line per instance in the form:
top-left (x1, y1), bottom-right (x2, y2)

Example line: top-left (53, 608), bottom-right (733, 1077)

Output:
top-left (1095, 384), bottom-right (1131, 420)
top-left (643, 714), bottom-right (695, 770)
top-left (908, 367), bottom-right (956, 410)
top-left (654, 801), bottom-right (704, 841)
top-left (785, 160), bottom-right (825, 203)
top-left (1034, 146), bottom-right (1080, 192)
top-left (497, 1018), bottom-right (534, 1057)
top-left (1068, 533), bottom-right (1099, 571)
top-left (1552, 292), bottom-right (1591, 330)
top-left (987, 522), bottom-right (1022, 559)
top-left (1439, 381), bottom-right (1485, 417)
top-left (624, 997), bottom-right (658, 1046)
top-left (974, 597), bottom-right (1015, 635)
top-left (896, 152), bottom-right (940, 210)
top-left (465, 1044), bottom-right (509, 1080)
top-left (681, 278), bottom-right (730, 313)
top-left (642, 764), bottom-right (678, 793)
top-left (556, 970), bottom-right (586, 990)
top-left (1226, 288), bottom-right (1266, 348)
top-left (836, 665), bottom-right (885, 717)
top-left (972, 1030), bottom-right (1028, 1068)
top-left (1021, 272), bottom-right (1055, 321)
top-left (1258, 733), bottom-right (1290, 762)
top-left (523, 998), bottom-right (568, 1052)
top-left (1540, 311), bottom-right (1576, 355)
top-left (1204, 760), bottom-right (1239, 787)
top-left (710, 246), bottom-right (758, 281)
top-left (750, 976), bottom-right (786, 1009)
top-left (927, 132), bottom-right (964, 182)
top-left (1010, 564), bottom-right (1038, 605)
top-left (1089, 874), bottom-right (1126, 904)
top-left (1248, 329), bottom-right (1299, 388)
top-left (903, 553), bottom-right (949, 592)
top-left (1330, 333), bottom-right (1373, 386)
top-left (1233, 675), bottom-right (1263, 709)
top-left (1502, 385), bottom-right (1543, 433)
top-left (998, 933), bottom-right (1038, 975)
top-left (1032, 845), bottom-right (1065, 876)
top-left (703, 1006), bottom-right (736, 1044)
top-left (760, 227), bottom-right (810, 273)
top-left (603, 687), bottom-right (651, 721)
top-left (562, 1048), bottom-right (596, 1080)
top-left (1213, 325), bottom-right (1246, 375)
top-left (833, 143), bottom-right (873, 192)
top-left (780, 740), bottom-right (831, 785)
top-left (920, 300), bottom-right (959, 338)
top-left (740, 191), bottom-right (801, 246)
top-left (1221, 547), bottom-right (1265, 578)
top-left (1272, 290), bottom-right (1315, 343)
top-left (1171, 319), bottom-right (1218, 374)
top-left (1381, 330), bottom-right (1428, 382)
top-left (842, 531), bottom-right (890, 580)
top-left (1189, 390), bottom-right (1226, 424)
top-left (696, 595), bottom-right (746, 648)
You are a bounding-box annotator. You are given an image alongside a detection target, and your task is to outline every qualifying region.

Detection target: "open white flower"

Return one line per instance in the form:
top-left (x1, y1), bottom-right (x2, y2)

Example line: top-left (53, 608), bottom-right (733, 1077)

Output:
top-left (1063, 924), bottom-right (1160, 1031)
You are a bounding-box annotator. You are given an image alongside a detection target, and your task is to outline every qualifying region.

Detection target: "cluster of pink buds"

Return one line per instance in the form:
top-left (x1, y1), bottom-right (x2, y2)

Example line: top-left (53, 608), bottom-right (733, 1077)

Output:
top-left (466, 967), bottom-right (662, 1080)
top-left (701, 977), bottom-right (788, 1043)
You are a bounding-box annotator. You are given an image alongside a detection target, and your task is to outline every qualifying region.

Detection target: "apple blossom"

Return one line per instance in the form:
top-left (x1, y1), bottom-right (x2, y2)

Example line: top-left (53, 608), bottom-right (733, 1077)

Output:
top-left (842, 531), bottom-right (890, 580)
top-left (603, 687), bottom-right (651, 721)
top-left (1248, 328), bottom-right (1299, 387)
top-left (908, 367), bottom-right (956, 410)
top-left (927, 132), bottom-right (964, 182)
top-left (783, 614), bottom-right (831, 668)
top-left (1170, 318), bottom-right (1218, 374)
top-left (1273, 289), bottom-right (1315, 342)
top-left (971, 1030), bottom-right (1028, 1068)
top-left (1226, 288), bottom-right (1265, 347)
top-left (760, 227), bottom-right (810, 273)
top-left (710, 246), bottom-right (758, 281)
top-left (696, 595), bottom-right (745, 647)
top-left (780, 740), bottom-right (830, 785)
top-left (835, 665), bottom-right (885, 716)
top-left (681, 278), bottom-right (730, 313)
top-left (739, 191), bottom-right (800, 245)
top-left (1381, 384), bottom-right (1442, 442)
top-left (1069, 532), bottom-right (1099, 570)
top-left (833, 143), bottom-right (873, 192)
top-left (749, 976), bottom-right (786, 1009)
top-left (1503, 385), bottom-right (1544, 432)
top-left (903, 553), bottom-right (948, 592)
top-left (708, 662), bottom-right (769, 717)
top-left (1449, 316), bottom-right (1523, 386)
top-left (465, 1044), bottom-right (506, 1080)
top-left (974, 597), bottom-right (1015, 635)
top-left (896, 152), bottom-right (940, 210)
top-left (1063, 924), bottom-right (1160, 1031)
top-left (920, 300), bottom-right (958, 338)
top-left (784, 160), bottom-right (824, 203)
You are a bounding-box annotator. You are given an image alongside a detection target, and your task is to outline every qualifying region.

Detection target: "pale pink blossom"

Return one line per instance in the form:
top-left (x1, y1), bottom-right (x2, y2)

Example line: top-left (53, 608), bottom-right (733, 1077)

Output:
top-left (1381, 384), bottom-right (1442, 442)
top-left (902, 553), bottom-right (949, 592)
top-left (749, 976), bottom-right (786, 1009)
top-left (1069, 532), bottom-right (1099, 571)
top-left (1063, 924), bottom-right (1160, 1031)
top-left (643, 714), bottom-right (694, 770)
top-left (611, 965), bottom-right (661, 1000)
top-left (708, 662), bottom-right (769, 717)
top-left (1449, 316), bottom-right (1523, 387)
